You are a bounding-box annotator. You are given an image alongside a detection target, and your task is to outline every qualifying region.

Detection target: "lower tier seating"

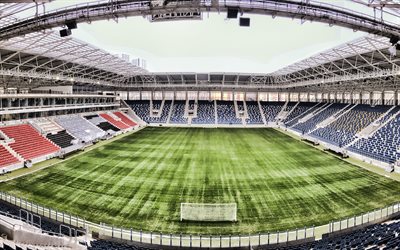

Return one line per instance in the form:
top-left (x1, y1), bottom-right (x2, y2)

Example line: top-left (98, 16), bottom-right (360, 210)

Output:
top-left (246, 101), bottom-right (263, 124)
top-left (169, 101), bottom-right (187, 124)
top-left (216, 101), bottom-right (241, 124)
top-left (192, 101), bottom-right (215, 124)
top-left (272, 218), bottom-right (400, 250)
top-left (97, 121), bottom-right (120, 132)
top-left (284, 102), bottom-right (324, 127)
top-left (349, 112), bottom-right (400, 163)
top-left (310, 105), bottom-right (389, 147)
top-left (260, 102), bottom-right (284, 122)
top-left (0, 124), bottom-right (60, 160)
top-left (55, 115), bottom-right (105, 143)
top-left (100, 113), bottom-right (130, 130)
top-left (0, 145), bottom-right (20, 167)
top-left (113, 112), bottom-right (137, 126)
top-left (46, 130), bottom-right (75, 149)
top-left (293, 103), bottom-right (348, 134)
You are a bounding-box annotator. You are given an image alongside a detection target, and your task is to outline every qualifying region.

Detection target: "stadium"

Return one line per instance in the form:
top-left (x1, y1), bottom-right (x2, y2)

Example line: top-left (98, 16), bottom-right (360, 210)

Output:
top-left (0, 0), bottom-right (400, 249)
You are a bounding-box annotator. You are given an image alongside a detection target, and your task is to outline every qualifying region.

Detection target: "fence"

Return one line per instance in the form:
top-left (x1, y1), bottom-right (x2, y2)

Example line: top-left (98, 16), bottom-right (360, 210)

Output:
top-left (0, 192), bottom-right (398, 248)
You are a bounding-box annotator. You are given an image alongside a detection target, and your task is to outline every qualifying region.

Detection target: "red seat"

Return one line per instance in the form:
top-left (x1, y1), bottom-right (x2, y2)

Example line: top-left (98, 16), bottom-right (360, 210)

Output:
top-left (113, 112), bottom-right (137, 127)
top-left (0, 124), bottom-right (60, 161)
top-left (0, 145), bottom-right (20, 167)
top-left (100, 113), bottom-right (130, 130)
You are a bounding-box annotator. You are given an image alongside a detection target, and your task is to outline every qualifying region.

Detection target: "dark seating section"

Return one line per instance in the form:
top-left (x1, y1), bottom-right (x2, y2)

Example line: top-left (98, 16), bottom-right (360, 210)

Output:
top-left (271, 218), bottom-right (400, 250)
top-left (97, 121), bottom-right (120, 132)
top-left (89, 239), bottom-right (156, 250)
top-left (46, 130), bottom-right (75, 148)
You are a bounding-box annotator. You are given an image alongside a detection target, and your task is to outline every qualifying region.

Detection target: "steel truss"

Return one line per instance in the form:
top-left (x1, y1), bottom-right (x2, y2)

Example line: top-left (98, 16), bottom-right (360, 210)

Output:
top-left (0, 0), bottom-right (400, 41)
top-left (0, 31), bottom-right (147, 88)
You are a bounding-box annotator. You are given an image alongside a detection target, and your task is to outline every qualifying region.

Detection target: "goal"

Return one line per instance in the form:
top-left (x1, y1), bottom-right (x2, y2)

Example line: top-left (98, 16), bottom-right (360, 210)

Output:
top-left (180, 203), bottom-right (237, 222)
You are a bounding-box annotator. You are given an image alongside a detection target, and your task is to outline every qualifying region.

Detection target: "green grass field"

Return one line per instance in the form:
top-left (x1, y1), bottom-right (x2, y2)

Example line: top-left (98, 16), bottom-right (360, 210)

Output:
top-left (1, 127), bottom-right (400, 234)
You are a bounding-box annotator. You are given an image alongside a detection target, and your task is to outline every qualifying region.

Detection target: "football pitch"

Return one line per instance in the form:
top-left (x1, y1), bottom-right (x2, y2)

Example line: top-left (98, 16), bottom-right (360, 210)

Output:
top-left (1, 127), bottom-right (400, 234)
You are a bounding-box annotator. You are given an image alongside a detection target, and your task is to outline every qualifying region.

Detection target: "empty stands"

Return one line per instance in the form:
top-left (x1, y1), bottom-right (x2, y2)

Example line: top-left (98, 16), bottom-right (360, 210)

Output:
top-left (192, 101), bottom-right (215, 124)
top-left (169, 100), bottom-right (187, 124)
top-left (310, 105), bottom-right (389, 147)
top-left (246, 101), bottom-right (263, 124)
top-left (99, 113), bottom-right (130, 130)
top-left (46, 130), bottom-right (75, 149)
top-left (128, 100), bottom-right (151, 123)
top-left (293, 103), bottom-right (348, 134)
top-left (0, 124), bottom-right (60, 160)
top-left (349, 108), bottom-right (400, 163)
top-left (0, 145), bottom-right (20, 167)
top-left (284, 102), bottom-right (323, 127)
top-left (113, 112), bottom-right (137, 127)
top-left (260, 102), bottom-right (284, 122)
top-left (55, 115), bottom-right (105, 142)
top-left (128, 100), bottom-right (171, 124)
top-left (216, 100), bottom-right (241, 124)
top-left (85, 114), bottom-right (120, 133)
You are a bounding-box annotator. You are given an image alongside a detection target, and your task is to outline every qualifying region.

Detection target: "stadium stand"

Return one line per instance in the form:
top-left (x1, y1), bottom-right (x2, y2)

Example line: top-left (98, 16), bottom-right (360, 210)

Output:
top-left (284, 102), bottom-right (324, 127)
top-left (128, 100), bottom-right (172, 124)
top-left (216, 101), bottom-right (242, 124)
top-left (292, 103), bottom-right (348, 134)
top-left (32, 119), bottom-right (63, 134)
top-left (169, 100), bottom-right (187, 124)
top-left (128, 100), bottom-right (151, 123)
top-left (0, 145), bottom-right (20, 168)
top-left (349, 108), bottom-right (400, 163)
top-left (260, 102), bottom-right (284, 122)
top-left (272, 218), bottom-right (400, 250)
top-left (46, 130), bottom-right (75, 149)
top-left (85, 114), bottom-right (121, 133)
top-left (192, 101), bottom-right (215, 124)
top-left (310, 105), bottom-right (389, 147)
top-left (55, 115), bottom-right (105, 143)
top-left (113, 112), bottom-right (137, 127)
top-left (100, 113), bottom-right (130, 130)
top-left (246, 101), bottom-right (264, 124)
top-left (0, 124), bottom-right (60, 161)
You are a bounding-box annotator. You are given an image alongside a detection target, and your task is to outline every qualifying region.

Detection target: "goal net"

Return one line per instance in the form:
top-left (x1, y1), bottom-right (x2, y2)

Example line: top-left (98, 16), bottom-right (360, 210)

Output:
top-left (180, 203), bottom-right (237, 222)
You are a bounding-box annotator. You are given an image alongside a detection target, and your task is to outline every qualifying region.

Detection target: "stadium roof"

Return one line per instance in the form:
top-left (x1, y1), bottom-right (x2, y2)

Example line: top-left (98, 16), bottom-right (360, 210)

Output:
top-left (0, 0), bottom-right (399, 91)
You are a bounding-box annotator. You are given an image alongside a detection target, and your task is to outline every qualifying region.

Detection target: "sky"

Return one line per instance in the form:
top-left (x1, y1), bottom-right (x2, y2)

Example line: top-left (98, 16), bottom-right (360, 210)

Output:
top-left (18, 0), bottom-right (400, 73)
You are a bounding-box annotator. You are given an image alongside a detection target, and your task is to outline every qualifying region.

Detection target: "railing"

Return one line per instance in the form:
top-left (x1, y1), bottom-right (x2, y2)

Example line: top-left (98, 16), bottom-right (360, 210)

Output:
top-left (0, 191), bottom-right (398, 248)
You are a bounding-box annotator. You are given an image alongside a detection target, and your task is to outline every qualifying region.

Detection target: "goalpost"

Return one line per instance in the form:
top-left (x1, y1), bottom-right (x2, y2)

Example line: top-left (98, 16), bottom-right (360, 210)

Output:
top-left (180, 203), bottom-right (237, 222)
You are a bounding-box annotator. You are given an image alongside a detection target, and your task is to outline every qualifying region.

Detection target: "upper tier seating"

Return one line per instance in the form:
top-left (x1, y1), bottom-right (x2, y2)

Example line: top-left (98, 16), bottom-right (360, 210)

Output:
top-left (0, 145), bottom-right (20, 167)
top-left (100, 113), bottom-right (130, 130)
top-left (169, 101), bottom-right (187, 124)
top-left (245, 101), bottom-right (263, 124)
top-left (192, 101), bottom-right (215, 124)
top-left (260, 102), bottom-right (284, 122)
top-left (217, 101), bottom-right (242, 124)
top-left (113, 112), bottom-right (137, 126)
top-left (55, 115), bottom-right (105, 142)
top-left (46, 130), bottom-right (75, 149)
top-left (293, 103), bottom-right (348, 134)
top-left (349, 107), bottom-right (400, 163)
top-left (284, 102), bottom-right (324, 127)
top-left (0, 124), bottom-right (60, 160)
top-left (311, 105), bottom-right (389, 147)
